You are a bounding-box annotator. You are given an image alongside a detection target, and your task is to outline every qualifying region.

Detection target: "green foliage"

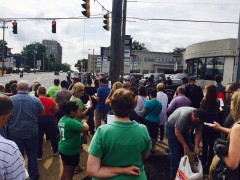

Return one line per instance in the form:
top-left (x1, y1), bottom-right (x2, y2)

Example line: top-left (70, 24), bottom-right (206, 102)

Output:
top-left (75, 59), bottom-right (88, 72)
top-left (56, 63), bottom-right (70, 72)
top-left (132, 40), bottom-right (148, 51)
top-left (173, 47), bottom-right (185, 55)
top-left (21, 42), bottom-right (47, 69)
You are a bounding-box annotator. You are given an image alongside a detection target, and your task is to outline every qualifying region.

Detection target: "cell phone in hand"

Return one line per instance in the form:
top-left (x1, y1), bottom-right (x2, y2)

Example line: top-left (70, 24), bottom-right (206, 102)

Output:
top-left (204, 122), bottom-right (214, 126)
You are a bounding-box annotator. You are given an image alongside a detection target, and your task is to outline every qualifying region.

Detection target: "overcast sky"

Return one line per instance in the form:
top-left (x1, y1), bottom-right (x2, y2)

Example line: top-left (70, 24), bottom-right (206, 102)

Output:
top-left (0, 0), bottom-right (239, 70)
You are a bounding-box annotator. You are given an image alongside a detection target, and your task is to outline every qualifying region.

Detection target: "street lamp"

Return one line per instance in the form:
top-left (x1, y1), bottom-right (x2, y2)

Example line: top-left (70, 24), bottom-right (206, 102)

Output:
top-left (88, 49), bottom-right (95, 77)
top-left (33, 50), bottom-right (37, 73)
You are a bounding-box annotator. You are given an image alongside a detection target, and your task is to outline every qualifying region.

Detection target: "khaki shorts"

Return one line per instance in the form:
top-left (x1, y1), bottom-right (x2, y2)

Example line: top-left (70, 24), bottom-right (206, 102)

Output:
top-left (95, 110), bottom-right (107, 123)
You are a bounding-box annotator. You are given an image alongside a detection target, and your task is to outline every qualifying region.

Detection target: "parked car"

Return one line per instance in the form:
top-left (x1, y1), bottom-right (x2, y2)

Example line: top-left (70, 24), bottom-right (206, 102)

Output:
top-left (139, 73), bottom-right (165, 86)
top-left (54, 71), bottom-right (59, 75)
top-left (171, 73), bottom-right (188, 86)
top-left (123, 74), bottom-right (131, 82)
top-left (124, 73), bottom-right (143, 83)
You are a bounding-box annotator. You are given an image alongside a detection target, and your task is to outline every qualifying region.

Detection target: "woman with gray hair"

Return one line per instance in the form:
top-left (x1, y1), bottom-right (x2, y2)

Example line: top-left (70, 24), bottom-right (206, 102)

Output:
top-left (156, 83), bottom-right (168, 143)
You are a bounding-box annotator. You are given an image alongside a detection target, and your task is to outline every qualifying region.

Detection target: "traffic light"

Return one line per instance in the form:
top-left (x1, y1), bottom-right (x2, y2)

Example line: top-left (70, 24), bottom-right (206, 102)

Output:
top-left (103, 13), bottom-right (110, 31)
top-left (12, 21), bottom-right (17, 34)
top-left (52, 20), bottom-right (56, 33)
top-left (81, 0), bottom-right (90, 18)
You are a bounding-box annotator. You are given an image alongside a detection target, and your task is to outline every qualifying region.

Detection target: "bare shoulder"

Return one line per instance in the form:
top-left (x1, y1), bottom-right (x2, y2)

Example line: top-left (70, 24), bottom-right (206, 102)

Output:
top-left (231, 124), bottom-right (240, 135)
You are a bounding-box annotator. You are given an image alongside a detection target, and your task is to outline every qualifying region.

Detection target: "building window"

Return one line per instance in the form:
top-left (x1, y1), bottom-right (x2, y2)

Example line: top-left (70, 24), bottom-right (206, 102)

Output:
top-left (187, 57), bottom-right (224, 80)
top-left (205, 57), bottom-right (214, 80)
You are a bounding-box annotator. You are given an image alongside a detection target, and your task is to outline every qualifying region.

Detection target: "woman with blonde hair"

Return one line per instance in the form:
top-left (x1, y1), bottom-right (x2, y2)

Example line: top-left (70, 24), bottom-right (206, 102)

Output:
top-left (71, 82), bottom-right (92, 121)
top-left (105, 81), bottom-right (122, 105)
top-left (221, 90), bottom-right (240, 178)
top-left (70, 82), bottom-right (92, 173)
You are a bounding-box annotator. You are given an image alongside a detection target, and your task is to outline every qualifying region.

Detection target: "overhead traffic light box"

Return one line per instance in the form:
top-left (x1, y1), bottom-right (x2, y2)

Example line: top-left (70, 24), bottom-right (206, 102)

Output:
top-left (103, 13), bottom-right (110, 31)
top-left (82, 0), bottom-right (90, 18)
top-left (12, 21), bottom-right (17, 34)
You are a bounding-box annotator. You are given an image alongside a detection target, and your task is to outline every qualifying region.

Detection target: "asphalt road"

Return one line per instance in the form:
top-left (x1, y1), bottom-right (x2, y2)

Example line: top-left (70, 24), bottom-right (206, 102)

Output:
top-left (0, 72), bottom-right (69, 89)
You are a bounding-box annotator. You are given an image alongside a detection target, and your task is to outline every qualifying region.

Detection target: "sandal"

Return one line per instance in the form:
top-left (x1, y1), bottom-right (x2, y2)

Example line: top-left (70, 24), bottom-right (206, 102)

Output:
top-left (74, 166), bottom-right (85, 174)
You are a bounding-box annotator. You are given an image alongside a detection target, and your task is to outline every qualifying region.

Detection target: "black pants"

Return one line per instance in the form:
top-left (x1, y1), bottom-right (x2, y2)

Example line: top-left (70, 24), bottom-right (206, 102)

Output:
top-left (38, 116), bottom-right (58, 158)
top-left (159, 125), bottom-right (164, 140)
top-left (202, 132), bottom-right (218, 171)
top-left (87, 108), bottom-right (95, 134)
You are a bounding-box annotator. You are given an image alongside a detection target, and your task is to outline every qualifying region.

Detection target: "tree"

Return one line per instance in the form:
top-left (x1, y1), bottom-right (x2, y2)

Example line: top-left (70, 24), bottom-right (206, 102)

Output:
top-left (21, 42), bottom-right (47, 70)
top-left (173, 47), bottom-right (185, 55)
top-left (0, 40), bottom-right (8, 57)
top-left (75, 59), bottom-right (88, 72)
top-left (132, 40), bottom-right (148, 51)
top-left (56, 63), bottom-right (70, 72)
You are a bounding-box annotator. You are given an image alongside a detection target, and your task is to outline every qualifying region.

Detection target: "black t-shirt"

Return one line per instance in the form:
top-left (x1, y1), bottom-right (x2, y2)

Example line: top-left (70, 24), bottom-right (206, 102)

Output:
top-left (84, 86), bottom-right (97, 108)
top-left (185, 84), bottom-right (204, 108)
top-left (164, 86), bottom-right (175, 104)
top-left (130, 83), bottom-right (138, 96)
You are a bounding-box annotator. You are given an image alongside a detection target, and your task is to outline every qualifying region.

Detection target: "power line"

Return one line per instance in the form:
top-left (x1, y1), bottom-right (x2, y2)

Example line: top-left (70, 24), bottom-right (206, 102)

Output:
top-left (94, 0), bottom-right (111, 13)
top-left (0, 16), bottom-right (238, 25)
top-left (132, 1), bottom-right (240, 5)
top-left (128, 21), bottom-right (237, 34)
top-left (127, 17), bottom-right (238, 24)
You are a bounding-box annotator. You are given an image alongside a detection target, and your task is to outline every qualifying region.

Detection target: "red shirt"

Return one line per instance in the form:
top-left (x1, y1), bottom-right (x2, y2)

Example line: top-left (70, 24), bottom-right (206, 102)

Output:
top-left (39, 97), bottom-right (56, 116)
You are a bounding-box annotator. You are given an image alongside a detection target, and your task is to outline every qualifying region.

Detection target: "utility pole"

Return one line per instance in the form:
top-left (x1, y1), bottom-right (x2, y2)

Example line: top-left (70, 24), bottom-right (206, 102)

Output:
top-left (109, 0), bottom-right (123, 83)
top-left (93, 49), bottom-right (95, 76)
top-left (233, 14), bottom-right (240, 82)
top-left (1, 20), bottom-right (6, 76)
top-left (120, 0), bottom-right (127, 83)
top-left (42, 53), bottom-right (45, 71)
top-left (33, 50), bottom-right (37, 73)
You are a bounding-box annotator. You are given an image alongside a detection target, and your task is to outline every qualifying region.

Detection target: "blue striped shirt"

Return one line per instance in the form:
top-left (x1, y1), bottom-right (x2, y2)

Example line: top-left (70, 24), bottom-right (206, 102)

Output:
top-left (0, 135), bottom-right (28, 180)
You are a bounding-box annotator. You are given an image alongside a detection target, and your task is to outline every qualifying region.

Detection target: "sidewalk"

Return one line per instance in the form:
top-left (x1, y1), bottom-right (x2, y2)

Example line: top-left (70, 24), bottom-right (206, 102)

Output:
top-left (33, 134), bottom-right (170, 180)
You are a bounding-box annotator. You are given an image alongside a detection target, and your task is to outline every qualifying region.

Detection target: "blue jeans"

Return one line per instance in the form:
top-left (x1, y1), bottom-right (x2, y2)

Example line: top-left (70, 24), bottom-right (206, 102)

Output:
top-left (166, 124), bottom-right (193, 178)
top-left (9, 134), bottom-right (39, 180)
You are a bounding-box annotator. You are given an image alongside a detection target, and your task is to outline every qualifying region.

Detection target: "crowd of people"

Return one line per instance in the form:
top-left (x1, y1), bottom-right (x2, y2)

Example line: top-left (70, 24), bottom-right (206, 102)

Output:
top-left (0, 73), bottom-right (239, 180)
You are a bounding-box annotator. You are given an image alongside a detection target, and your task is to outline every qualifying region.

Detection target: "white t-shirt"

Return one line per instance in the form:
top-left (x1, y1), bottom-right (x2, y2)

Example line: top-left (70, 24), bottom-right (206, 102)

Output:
top-left (0, 135), bottom-right (28, 180)
top-left (156, 91), bottom-right (168, 125)
top-left (134, 95), bottom-right (149, 117)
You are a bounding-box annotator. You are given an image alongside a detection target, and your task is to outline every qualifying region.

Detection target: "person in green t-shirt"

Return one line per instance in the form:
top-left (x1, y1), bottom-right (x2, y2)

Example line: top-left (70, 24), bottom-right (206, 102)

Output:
top-left (70, 82), bottom-right (93, 121)
top-left (47, 79), bottom-right (61, 100)
top-left (87, 88), bottom-right (151, 180)
top-left (58, 101), bottom-right (89, 180)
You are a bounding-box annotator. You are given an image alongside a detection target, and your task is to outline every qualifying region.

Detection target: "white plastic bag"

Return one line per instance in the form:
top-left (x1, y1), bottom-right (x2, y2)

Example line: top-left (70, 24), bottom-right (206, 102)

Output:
top-left (175, 155), bottom-right (203, 180)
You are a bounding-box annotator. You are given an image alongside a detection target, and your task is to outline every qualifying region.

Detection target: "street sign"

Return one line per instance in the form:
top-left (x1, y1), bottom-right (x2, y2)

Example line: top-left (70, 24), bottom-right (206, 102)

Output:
top-left (37, 60), bottom-right (41, 66)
